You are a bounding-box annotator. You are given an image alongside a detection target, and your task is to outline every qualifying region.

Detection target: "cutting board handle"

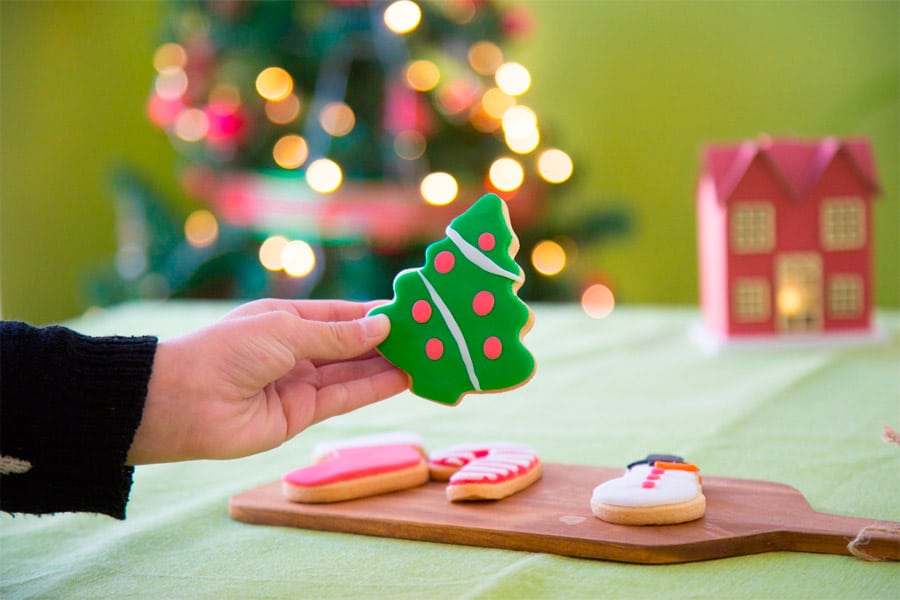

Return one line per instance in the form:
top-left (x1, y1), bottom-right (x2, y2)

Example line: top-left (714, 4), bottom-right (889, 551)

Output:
top-left (786, 508), bottom-right (900, 561)
top-left (845, 525), bottom-right (900, 561)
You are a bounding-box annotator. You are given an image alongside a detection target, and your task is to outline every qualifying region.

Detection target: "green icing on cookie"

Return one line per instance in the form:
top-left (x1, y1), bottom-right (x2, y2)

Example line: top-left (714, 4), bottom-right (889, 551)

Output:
top-left (369, 193), bottom-right (535, 406)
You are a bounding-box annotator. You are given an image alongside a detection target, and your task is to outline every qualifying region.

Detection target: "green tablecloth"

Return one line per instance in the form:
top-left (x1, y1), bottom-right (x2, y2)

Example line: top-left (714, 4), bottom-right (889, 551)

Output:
top-left (2, 301), bottom-right (898, 598)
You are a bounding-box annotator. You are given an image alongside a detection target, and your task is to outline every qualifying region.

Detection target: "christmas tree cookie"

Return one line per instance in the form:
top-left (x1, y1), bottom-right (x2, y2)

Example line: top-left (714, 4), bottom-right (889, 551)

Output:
top-left (369, 193), bottom-right (535, 406)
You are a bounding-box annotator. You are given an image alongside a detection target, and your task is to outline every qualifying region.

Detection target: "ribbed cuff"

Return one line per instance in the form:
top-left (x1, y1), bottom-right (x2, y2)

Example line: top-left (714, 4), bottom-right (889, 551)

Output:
top-left (1, 322), bottom-right (157, 519)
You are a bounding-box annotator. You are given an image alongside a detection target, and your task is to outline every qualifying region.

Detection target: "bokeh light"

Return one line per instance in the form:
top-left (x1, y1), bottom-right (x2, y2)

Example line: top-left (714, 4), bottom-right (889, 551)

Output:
top-left (184, 209), bottom-right (219, 248)
top-left (173, 108), bottom-right (209, 142)
top-left (501, 105), bottom-right (537, 137)
top-left (501, 105), bottom-right (540, 154)
top-left (442, 0), bottom-right (477, 24)
top-left (319, 102), bottom-right (355, 137)
top-left (273, 134), bottom-right (309, 169)
top-left (259, 235), bottom-right (289, 271)
top-left (394, 130), bottom-right (426, 160)
top-left (468, 41), bottom-right (504, 76)
top-left (469, 104), bottom-right (501, 133)
top-left (437, 77), bottom-right (481, 115)
top-left (420, 172), bottom-right (459, 206)
top-left (147, 94), bottom-right (182, 126)
top-left (306, 158), bottom-right (343, 193)
top-left (281, 240), bottom-right (316, 277)
top-left (384, 1), bottom-right (421, 34)
top-left (505, 127), bottom-right (540, 154)
top-left (115, 245), bottom-right (146, 281)
top-left (265, 94), bottom-right (301, 124)
top-left (255, 66), bottom-right (293, 101)
top-left (209, 84), bottom-right (241, 108)
top-left (405, 60), bottom-right (440, 92)
top-left (582, 284), bottom-right (616, 319)
top-left (531, 240), bottom-right (566, 276)
top-left (205, 101), bottom-right (243, 144)
top-left (488, 157), bottom-right (524, 192)
top-left (152, 43), bottom-right (187, 72)
top-left (154, 67), bottom-right (188, 101)
top-left (495, 62), bottom-right (531, 96)
top-left (482, 88), bottom-right (515, 119)
top-left (537, 148), bottom-right (574, 183)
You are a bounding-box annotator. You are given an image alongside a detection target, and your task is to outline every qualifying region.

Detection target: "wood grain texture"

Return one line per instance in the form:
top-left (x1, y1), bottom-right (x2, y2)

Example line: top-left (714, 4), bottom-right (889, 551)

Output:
top-left (229, 463), bottom-right (899, 564)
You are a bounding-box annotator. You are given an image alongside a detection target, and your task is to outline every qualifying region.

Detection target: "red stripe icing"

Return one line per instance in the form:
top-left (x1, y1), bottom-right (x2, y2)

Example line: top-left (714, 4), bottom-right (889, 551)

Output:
top-left (447, 450), bottom-right (539, 485)
top-left (283, 444), bottom-right (423, 487)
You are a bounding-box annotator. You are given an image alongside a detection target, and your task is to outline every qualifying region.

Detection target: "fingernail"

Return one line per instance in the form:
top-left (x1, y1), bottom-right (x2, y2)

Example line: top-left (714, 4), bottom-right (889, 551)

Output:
top-left (362, 313), bottom-right (390, 338)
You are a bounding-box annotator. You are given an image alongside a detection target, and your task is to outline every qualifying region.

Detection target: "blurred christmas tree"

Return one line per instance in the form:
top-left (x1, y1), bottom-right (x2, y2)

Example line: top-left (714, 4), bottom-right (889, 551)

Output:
top-left (95, 0), bottom-right (627, 307)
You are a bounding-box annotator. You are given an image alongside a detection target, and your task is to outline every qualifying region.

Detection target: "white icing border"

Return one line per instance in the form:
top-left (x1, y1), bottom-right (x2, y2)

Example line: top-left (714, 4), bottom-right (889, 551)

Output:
top-left (312, 431), bottom-right (424, 462)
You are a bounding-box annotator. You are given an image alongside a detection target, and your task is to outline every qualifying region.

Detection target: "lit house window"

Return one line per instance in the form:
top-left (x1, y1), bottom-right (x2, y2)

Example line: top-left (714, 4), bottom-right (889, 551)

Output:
top-left (828, 275), bottom-right (864, 318)
top-left (730, 202), bottom-right (775, 254)
top-left (821, 198), bottom-right (865, 250)
top-left (732, 278), bottom-right (770, 323)
top-left (775, 253), bottom-right (823, 332)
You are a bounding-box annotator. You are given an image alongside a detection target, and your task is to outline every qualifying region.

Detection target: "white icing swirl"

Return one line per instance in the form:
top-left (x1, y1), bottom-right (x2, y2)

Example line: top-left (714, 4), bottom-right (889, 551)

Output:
top-left (417, 270), bottom-right (480, 391)
top-left (445, 225), bottom-right (522, 282)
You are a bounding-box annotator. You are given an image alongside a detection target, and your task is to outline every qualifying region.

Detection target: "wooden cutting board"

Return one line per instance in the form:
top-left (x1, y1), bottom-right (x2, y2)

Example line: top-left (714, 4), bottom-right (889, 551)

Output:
top-left (229, 463), bottom-right (899, 564)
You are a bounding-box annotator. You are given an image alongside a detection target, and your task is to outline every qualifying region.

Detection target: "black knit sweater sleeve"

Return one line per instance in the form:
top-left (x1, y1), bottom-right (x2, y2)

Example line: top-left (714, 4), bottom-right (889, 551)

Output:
top-left (1, 321), bottom-right (157, 519)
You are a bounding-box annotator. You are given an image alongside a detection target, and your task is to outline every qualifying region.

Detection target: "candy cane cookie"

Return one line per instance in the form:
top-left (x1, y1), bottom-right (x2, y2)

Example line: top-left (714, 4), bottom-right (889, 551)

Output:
top-left (429, 443), bottom-right (542, 502)
top-left (590, 454), bottom-right (705, 525)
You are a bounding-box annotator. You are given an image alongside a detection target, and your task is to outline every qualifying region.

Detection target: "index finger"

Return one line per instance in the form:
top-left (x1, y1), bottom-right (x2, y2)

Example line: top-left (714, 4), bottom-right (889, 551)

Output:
top-left (225, 299), bottom-right (390, 323)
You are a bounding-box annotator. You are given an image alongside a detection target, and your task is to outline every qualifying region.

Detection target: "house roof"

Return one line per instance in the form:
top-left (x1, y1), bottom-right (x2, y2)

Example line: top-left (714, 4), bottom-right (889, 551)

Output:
top-left (702, 136), bottom-right (881, 203)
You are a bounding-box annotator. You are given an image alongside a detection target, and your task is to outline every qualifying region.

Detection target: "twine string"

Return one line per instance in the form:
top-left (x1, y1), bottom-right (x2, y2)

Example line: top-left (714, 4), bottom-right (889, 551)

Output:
top-left (847, 525), bottom-right (900, 562)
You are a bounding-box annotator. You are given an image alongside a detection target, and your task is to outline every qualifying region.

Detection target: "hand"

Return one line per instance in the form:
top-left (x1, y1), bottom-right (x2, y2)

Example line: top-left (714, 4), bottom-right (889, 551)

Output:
top-left (126, 299), bottom-right (408, 464)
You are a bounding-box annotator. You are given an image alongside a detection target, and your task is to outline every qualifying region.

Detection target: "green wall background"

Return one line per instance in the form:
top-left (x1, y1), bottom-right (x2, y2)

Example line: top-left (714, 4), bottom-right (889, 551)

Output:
top-left (2, 1), bottom-right (898, 324)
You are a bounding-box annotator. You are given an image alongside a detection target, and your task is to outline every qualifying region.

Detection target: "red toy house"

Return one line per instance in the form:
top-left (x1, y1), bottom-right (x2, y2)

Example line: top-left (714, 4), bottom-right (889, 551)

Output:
top-left (696, 136), bottom-right (881, 344)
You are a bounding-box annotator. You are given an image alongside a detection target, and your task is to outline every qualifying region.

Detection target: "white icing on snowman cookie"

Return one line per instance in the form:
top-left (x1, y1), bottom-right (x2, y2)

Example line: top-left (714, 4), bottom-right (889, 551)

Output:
top-left (591, 460), bottom-right (702, 507)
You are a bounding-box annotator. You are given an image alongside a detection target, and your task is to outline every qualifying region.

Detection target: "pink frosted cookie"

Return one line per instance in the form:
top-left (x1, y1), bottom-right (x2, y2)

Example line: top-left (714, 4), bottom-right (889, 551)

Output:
top-left (369, 193), bottom-right (536, 406)
top-left (430, 444), bottom-right (542, 502)
top-left (590, 454), bottom-right (705, 525)
top-left (311, 431), bottom-right (425, 462)
top-left (282, 444), bottom-right (429, 504)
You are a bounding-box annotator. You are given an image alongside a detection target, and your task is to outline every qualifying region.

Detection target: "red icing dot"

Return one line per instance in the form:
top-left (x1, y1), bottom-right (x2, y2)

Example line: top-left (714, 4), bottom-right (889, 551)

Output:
top-left (434, 251), bottom-right (455, 273)
top-left (641, 481), bottom-right (656, 489)
top-left (425, 338), bottom-right (444, 360)
top-left (472, 291), bottom-right (495, 316)
top-left (412, 300), bottom-right (432, 323)
top-left (646, 474), bottom-right (661, 480)
top-left (651, 467), bottom-right (665, 475)
top-left (478, 232), bottom-right (496, 251)
top-left (483, 336), bottom-right (502, 360)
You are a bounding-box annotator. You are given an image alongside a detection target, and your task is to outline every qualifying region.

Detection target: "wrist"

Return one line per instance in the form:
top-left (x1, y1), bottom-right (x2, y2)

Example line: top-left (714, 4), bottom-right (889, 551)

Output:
top-left (127, 339), bottom-right (190, 464)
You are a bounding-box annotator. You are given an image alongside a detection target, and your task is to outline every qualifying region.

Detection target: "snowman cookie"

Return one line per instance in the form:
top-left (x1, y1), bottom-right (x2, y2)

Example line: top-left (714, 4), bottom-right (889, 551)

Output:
top-left (590, 454), bottom-right (706, 525)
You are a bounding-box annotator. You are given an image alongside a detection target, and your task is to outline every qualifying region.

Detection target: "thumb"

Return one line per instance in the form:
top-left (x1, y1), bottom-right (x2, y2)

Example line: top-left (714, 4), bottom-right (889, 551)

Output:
top-left (290, 312), bottom-right (391, 361)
